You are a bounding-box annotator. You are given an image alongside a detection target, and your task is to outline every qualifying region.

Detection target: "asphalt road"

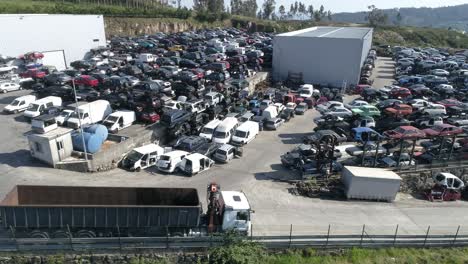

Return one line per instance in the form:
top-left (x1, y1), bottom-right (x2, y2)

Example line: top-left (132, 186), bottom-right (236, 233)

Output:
top-left (1, 60), bottom-right (468, 236)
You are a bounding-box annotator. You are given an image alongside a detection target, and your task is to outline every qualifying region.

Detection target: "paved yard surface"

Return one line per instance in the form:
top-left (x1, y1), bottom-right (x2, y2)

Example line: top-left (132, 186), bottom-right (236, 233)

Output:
top-left (1, 62), bottom-right (468, 236)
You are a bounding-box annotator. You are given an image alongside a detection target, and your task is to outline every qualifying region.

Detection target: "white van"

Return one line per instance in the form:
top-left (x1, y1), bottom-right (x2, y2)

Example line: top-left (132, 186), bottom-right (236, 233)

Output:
top-left (103, 110), bottom-right (136, 133)
top-left (122, 144), bottom-right (165, 172)
top-left (262, 105), bottom-right (278, 120)
top-left (24, 96), bottom-right (62, 120)
top-left (178, 153), bottom-right (214, 176)
top-left (200, 119), bottom-right (222, 140)
top-left (3, 95), bottom-right (36, 114)
top-left (231, 121), bottom-right (259, 146)
top-left (156, 150), bottom-right (189, 173)
top-left (31, 114), bottom-right (58, 134)
top-left (67, 100), bottom-right (112, 129)
top-left (212, 117), bottom-right (239, 144)
top-left (138, 53), bottom-right (156, 63)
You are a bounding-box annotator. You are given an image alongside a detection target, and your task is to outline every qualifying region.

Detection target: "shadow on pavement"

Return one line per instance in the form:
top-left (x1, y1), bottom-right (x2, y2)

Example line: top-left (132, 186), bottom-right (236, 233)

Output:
top-left (378, 65), bottom-right (395, 70)
top-left (278, 132), bottom-right (309, 144)
top-left (378, 70), bottom-right (395, 75)
top-left (0, 149), bottom-right (47, 168)
top-left (254, 163), bottom-right (301, 181)
top-left (14, 115), bottom-right (29, 123)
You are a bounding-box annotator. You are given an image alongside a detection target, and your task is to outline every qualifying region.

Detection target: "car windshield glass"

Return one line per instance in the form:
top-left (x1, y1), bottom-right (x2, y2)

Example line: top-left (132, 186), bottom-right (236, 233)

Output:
top-left (201, 127), bottom-right (214, 134)
top-left (161, 115), bottom-right (172, 123)
top-left (266, 120), bottom-right (275, 125)
top-left (433, 126), bottom-right (444, 131)
top-left (394, 127), bottom-right (405, 134)
top-left (127, 150), bottom-right (143, 162)
top-left (235, 130), bottom-right (247, 138)
top-left (159, 155), bottom-right (170, 161)
top-left (60, 111), bottom-right (71, 117)
top-left (11, 99), bottom-right (20, 106)
top-left (28, 104), bottom-right (40, 111)
top-left (106, 116), bottom-right (119, 122)
top-left (70, 112), bottom-right (85, 118)
top-left (214, 131), bottom-right (228, 138)
top-left (216, 149), bottom-right (227, 155)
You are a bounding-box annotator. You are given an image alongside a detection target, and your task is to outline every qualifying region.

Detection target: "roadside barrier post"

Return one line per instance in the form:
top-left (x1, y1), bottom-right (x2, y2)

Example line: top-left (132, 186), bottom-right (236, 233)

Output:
top-left (393, 225), bottom-right (399, 246)
top-left (360, 225), bottom-right (366, 246)
top-left (288, 224), bottom-right (293, 248)
top-left (325, 225), bottom-right (331, 248)
top-left (452, 225), bottom-right (460, 246)
top-left (423, 226), bottom-right (431, 247)
top-left (66, 225), bottom-right (73, 251)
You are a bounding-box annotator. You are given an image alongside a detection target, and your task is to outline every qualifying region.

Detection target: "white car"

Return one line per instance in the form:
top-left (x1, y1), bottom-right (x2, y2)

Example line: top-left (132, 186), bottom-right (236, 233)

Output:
top-left (0, 64), bottom-right (17, 73)
top-left (435, 84), bottom-right (454, 93)
top-left (345, 100), bottom-right (369, 110)
top-left (285, 102), bottom-right (297, 110)
top-left (0, 82), bottom-right (21, 93)
top-left (421, 103), bottom-right (446, 116)
top-left (317, 101), bottom-right (344, 114)
top-left (324, 106), bottom-right (352, 117)
top-left (409, 99), bottom-right (430, 110)
top-left (431, 69), bottom-right (450, 76)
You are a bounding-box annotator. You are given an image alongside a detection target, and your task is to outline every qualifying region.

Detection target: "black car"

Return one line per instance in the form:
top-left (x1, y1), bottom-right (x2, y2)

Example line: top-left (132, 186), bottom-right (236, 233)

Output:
top-left (156, 57), bottom-right (176, 66)
top-left (179, 59), bottom-right (200, 69)
top-left (175, 71), bottom-right (198, 82)
top-left (280, 144), bottom-right (317, 168)
top-left (174, 136), bottom-right (208, 153)
top-left (70, 60), bottom-right (94, 71)
top-left (75, 87), bottom-right (100, 101)
top-left (251, 115), bottom-right (266, 131)
top-left (133, 81), bottom-right (164, 96)
top-left (160, 109), bottom-right (192, 128)
top-left (194, 142), bottom-right (221, 157)
top-left (44, 72), bottom-right (72, 85)
top-left (280, 108), bottom-right (295, 121)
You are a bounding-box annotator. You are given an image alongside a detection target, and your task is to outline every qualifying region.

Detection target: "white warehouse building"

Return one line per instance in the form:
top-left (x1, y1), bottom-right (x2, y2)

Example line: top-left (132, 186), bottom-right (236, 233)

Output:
top-left (0, 14), bottom-right (107, 70)
top-left (273, 26), bottom-right (373, 88)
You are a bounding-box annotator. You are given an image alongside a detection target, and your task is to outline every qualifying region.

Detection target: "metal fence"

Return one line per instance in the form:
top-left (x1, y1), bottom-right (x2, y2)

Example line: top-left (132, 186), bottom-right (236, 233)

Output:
top-left (2, 225), bottom-right (468, 252)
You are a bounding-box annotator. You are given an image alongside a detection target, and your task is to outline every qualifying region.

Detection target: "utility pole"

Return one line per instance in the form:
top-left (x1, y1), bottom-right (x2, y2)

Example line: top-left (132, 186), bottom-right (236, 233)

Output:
top-left (71, 79), bottom-right (89, 167)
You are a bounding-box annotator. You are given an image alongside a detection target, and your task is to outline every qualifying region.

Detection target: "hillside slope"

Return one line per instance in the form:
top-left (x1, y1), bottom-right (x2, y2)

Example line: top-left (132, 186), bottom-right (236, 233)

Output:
top-left (332, 4), bottom-right (468, 32)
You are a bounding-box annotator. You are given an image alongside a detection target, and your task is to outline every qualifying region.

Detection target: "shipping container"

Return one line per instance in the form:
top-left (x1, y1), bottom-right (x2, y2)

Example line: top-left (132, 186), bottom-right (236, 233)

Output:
top-left (0, 185), bottom-right (202, 238)
top-left (341, 166), bottom-right (401, 202)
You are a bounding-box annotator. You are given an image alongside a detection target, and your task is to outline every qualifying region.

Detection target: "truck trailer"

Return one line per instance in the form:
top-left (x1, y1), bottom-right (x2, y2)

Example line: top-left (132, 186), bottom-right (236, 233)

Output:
top-left (0, 183), bottom-right (252, 238)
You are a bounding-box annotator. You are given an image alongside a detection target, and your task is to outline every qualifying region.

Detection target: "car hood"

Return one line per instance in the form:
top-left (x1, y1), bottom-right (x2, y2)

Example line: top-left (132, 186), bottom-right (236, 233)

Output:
top-left (422, 129), bottom-right (439, 136)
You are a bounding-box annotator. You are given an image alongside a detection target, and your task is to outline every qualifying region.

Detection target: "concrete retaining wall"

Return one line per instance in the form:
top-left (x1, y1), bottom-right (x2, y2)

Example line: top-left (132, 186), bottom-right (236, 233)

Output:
top-left (246, 71), bottom-right (269, 95)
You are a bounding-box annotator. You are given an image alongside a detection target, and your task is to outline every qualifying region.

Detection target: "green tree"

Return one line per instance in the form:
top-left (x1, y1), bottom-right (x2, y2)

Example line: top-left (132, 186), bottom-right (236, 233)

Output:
top-left (327, 10), bottom-right (332, 20)
top-left (278, 5), bottom-right (285, 20)
top-left (261, 0), bottom-right (275, 19)
top-left (396, 11), bottom-right (402, 25)
top-left (313, 10), bottom-right (321, 21)
top-left (366, 5), bottom-right (388, 27)
top-left (298, 2), bottom-right (305, 19)
top-left (307, 4), bottom-right (314, 20)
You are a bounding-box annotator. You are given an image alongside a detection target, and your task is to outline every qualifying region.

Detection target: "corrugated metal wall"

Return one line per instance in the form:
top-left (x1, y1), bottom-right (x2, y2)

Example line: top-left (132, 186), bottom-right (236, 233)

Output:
top-left (273, 34), bottom-right (368, 88)
top-left (0, 14), bottom-right (106, 70)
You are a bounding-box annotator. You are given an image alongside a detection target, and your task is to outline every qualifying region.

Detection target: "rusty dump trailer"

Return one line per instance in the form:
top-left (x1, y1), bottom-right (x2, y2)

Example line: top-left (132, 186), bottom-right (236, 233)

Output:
top-left (0, 185), bottom-right (202, 238)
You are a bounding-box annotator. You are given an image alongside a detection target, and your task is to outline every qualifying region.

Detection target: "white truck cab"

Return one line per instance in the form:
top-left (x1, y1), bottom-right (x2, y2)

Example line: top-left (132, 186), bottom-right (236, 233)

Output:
top-left (103, 110), bottom-right (136, 133)
top-left (3, 95), bottom-right (36, 114)
top-left (219, 191), bottom-right (252, 234)
top-left (212, 117), bottom-right (239, 144)
top-left (122, 144), bottom-right (165, 172)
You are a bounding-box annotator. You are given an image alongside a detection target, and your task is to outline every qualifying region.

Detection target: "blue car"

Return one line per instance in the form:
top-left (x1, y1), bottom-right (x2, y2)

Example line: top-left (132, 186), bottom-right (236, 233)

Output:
top-left (351, 127), bottom-right (383, 143)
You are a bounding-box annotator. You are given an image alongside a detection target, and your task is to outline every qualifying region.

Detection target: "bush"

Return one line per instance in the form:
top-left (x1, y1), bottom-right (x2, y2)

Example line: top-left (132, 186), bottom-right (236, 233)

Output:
top-left (208, 234), bottom-right (266, 264)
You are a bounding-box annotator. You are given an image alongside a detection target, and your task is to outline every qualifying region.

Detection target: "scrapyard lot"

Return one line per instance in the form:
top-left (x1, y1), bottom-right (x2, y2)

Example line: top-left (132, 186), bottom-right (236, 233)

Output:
top-left (2, 60), bottom-right (468, 236)
top-left (3, 28), bottom-right (468, 236)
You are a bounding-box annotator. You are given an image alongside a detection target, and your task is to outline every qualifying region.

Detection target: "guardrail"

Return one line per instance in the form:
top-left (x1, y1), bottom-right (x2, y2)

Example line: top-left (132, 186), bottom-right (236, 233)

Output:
top-left (2, 226), bottom-right (467, 252)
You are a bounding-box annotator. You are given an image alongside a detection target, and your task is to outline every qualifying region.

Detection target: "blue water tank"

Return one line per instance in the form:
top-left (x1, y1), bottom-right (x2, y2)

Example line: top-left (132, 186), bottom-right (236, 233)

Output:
top-left (71, 132), bottom-right (102, 154)
top-left (84, 124), bottom-right (108, 143)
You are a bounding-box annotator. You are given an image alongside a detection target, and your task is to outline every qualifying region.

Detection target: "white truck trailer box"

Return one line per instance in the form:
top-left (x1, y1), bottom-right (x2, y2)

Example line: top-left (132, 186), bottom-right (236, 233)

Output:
top-left (67, 100), bottom-right (112, 129)
top-left (341, 166), bottom-right (401, 202)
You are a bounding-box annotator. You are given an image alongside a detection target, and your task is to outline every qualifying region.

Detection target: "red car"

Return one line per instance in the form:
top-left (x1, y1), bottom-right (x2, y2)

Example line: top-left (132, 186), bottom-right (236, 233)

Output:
top-left (423, 124), bottom-right (463, 137)
top-left (385, 104), bottom-right (413, 116)
top-left (390, 87), bottom-right (411, 98)
top-left (20, 69), bottom-right (46, 79)
top-left (384, 126), bottom-right (426, 139)
top-left (74, 75), bottom-right (99, 87)
top-left (191, 68), bottom-right (205, 79)
top-left (139, 111), bottom-right (160, 124)
top-left (283, 93), bottom-right (297, 104)
top-left (354, 84), bottom-right (371, 95)
top-left (437, 99), bottom-right (461, 108)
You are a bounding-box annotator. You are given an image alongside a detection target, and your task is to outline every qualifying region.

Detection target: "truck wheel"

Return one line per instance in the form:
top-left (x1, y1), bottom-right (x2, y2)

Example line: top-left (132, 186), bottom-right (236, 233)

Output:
top-left (77, 230), bottom-right (96, 238)
top-left (29, 230), bottom-right (49, 239)
top-left (52, 230), bottom-right (71, 238)
top-left (2, 90), bottom-right (6, 93)
top-left (13, 110), bottom-right (18, 114)
top-left (135, 167), bottom-right (141, 172)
